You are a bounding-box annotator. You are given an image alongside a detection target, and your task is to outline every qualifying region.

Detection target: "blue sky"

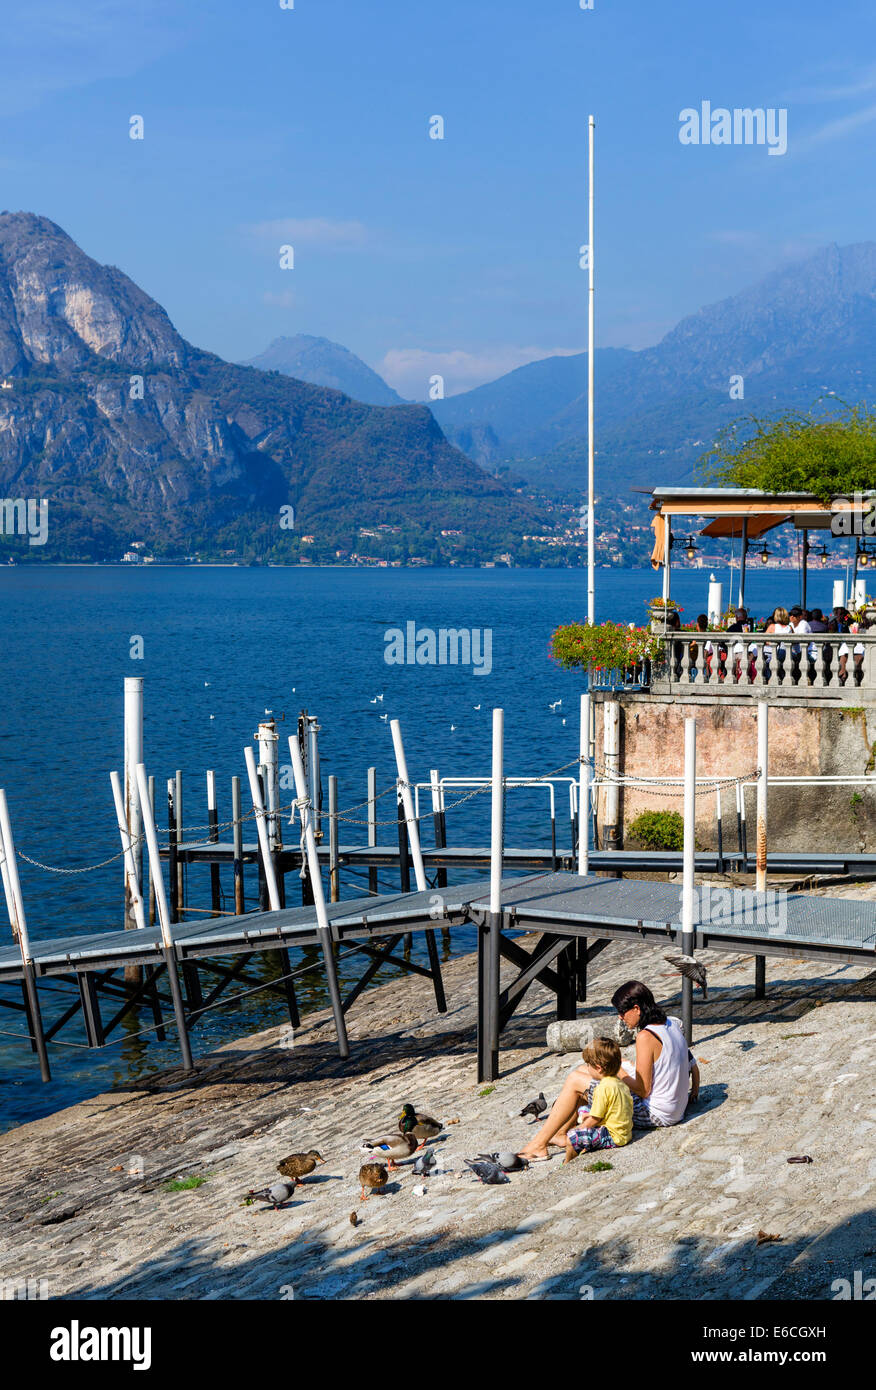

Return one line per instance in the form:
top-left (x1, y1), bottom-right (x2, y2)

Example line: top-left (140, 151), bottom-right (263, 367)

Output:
top-left (2, 0), bottom-right (875, 396)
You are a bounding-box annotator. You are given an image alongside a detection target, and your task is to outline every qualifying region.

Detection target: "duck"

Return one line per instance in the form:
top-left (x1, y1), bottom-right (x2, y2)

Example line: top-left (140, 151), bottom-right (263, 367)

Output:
top-left (360, 1112), bottom-right (418, 1169)
top-left (276, 1150), bottom-right (325, 1182)
top-left (397, 1103), bottom-right (442, 1149)
top-left (358, 1161), bottom-right (389, 1201)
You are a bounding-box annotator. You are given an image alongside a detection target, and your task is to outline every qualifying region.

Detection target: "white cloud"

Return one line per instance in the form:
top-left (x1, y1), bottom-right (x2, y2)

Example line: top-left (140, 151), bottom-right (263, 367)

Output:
top-left (242, 218), bottom-right (369, 249)
top-left (380, 345), bottom-right (584, 399)
top-left (262, 291), bottom-right (296, 308)
top-left (803, 102), bottom-right (876, 148)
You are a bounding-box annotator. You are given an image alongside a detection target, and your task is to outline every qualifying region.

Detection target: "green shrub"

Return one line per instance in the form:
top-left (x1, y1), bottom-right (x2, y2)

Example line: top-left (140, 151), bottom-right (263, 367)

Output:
top-left (628, 810), bottom-right (685, 851)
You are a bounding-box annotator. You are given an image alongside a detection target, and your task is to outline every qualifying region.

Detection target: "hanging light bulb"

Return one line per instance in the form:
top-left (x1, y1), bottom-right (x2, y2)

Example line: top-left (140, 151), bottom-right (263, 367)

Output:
top-left (860, 548), bottom-right (869, 568)
top-left (818, 544), bottom-right (830, 567)
top-left (760, 543), bottom-right (771, 565)
top-left (685, 534), bottom-right (698, 561)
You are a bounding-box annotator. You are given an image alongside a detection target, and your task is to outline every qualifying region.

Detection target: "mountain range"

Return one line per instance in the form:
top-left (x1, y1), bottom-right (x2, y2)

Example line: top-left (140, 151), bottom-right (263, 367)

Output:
top-left (430, 242), bottom-right (876, 497)
top-left (0, 214), bottom-right (547, 563)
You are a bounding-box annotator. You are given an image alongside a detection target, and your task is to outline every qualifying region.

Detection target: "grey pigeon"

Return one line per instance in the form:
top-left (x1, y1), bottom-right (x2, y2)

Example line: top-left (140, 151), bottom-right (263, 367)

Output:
top-left (464, 1158), bottom-right (509, 1185)
top-left (519, 1092), bottom-right (547, 1122)
top-left (246, 1180), bottom-right (297, 1209)
top-left (664, 953), bottom-right (708, 999)
top-left (413, 1148), bottom-right (437, 1176)
top-left (476, 1151), bottom-right (529, 1172)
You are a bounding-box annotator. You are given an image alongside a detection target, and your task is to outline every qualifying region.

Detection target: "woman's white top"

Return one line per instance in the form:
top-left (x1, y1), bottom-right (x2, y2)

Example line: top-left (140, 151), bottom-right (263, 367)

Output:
top-left (643, 1015), bottom-right (692, 1125)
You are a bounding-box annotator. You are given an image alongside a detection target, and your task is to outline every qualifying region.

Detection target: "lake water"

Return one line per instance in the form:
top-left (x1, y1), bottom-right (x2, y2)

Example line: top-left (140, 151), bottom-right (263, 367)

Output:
top-left (0, 562), bottom-right (846, 1130)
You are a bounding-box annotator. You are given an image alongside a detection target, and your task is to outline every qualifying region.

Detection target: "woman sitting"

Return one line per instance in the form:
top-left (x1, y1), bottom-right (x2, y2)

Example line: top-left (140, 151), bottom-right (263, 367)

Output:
top-left (518, 980), bottom-right (699, 1160)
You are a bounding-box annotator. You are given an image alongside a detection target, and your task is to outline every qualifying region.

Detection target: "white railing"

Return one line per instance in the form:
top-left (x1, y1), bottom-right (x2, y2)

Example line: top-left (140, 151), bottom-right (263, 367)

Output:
top-left (651, 631), bottom-right (876, 696)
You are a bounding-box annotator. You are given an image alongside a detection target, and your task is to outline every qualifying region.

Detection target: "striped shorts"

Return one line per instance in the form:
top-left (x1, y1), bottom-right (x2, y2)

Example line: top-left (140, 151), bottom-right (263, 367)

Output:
top-left (582, 1081), bottom-right (668, 1132)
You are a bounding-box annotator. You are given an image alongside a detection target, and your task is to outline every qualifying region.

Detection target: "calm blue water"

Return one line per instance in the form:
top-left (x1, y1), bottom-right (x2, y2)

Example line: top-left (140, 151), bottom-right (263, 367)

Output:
top-left (0, 563), bottom-right (845, 1130)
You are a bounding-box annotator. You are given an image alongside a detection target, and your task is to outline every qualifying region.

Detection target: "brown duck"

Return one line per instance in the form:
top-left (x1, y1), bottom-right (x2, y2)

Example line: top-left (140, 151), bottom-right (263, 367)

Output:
top-left (276, 1150), bottom-right (325, 1183)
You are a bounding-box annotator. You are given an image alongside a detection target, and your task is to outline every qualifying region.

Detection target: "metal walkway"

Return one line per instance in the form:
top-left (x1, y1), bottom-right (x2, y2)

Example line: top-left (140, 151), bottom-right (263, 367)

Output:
top-left (2, 872), bottom-right (873, 1082)
top-left (169, 840), bottom-right (876, 878)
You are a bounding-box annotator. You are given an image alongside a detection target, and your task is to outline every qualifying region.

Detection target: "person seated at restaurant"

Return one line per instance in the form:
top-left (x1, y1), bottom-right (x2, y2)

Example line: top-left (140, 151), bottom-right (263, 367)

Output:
top-left (762, 606), bottom-right (793, 679)
top-left (788, 606), bottom-right (812, 683)
top-left (689, 613), bottom-right (713, 679)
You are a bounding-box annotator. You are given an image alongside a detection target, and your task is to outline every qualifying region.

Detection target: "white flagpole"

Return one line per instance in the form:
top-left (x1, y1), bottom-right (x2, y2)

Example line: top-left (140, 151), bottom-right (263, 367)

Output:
top-left (587, 113), bottom-right (596, 627)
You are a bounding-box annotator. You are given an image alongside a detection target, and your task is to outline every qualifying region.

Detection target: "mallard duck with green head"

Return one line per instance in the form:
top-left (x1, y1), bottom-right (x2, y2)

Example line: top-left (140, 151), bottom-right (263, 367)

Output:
top-left (398, 1103), bottom-right (442, 1149)
top-left (360, 1110), bottom-right (418, 1169)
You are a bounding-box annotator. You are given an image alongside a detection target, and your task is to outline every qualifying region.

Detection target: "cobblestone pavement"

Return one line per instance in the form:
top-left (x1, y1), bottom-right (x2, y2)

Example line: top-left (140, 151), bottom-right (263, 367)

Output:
top-left (0, 908), bottom-right (873, 1301)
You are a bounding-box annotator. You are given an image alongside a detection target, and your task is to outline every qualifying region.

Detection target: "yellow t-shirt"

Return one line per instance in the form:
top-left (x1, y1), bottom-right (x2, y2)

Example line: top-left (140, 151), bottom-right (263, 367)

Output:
top-left (590, 1075), bottom-right (633, 1146)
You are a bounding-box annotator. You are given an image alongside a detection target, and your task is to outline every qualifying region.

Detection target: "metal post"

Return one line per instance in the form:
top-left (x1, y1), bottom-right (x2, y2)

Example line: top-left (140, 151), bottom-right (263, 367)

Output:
top-left (396, 789), bottom-right (411, 892)
top-left (716, 785), bottom-right (724, 875)
top-left (135, 764), bottom-right (194, 1072)
top-left (681, 717), bottom-right (696, 1044)
top-left (232, 775), bottom-right (245, 914)
top-left (391, 721), bottom-right (446, 1009)
top-left (578, 691), bottom-right (590, 876)
top-left (755, 699), bottom-right (768, 998)
top-left (329, 775), bottom-right (339, 903)
top-left (0, 790), bottom-right (51, 1081)
top-left (603, 699), bottom-right (620, 850)
top-left (147, 775), bottom-right (156, 926)
top-left (167, 779), bottom-right (179, 923)
top-left (175, 770), bottom-right (184, 912)
top-left (207, 770), bottom-right (221, 915)
top-left (430, 768), bottom-right (448, 890)
top-left (367, 766), bottom-right (378, 895)
top-left (739, 518), bottom-right (748, 610)
top-left (287, 735), bottom-right (350, 1057)
top-left (110, 770), bottom-right (147, 930)
top-left (586, 114), bottom-right (596, 628)
top-left (123, 677), bottom-right (144, 932)
top-left (483, 709), bottom-right (504, 1079)
top-left (244, 748), bottom-right (283, 912)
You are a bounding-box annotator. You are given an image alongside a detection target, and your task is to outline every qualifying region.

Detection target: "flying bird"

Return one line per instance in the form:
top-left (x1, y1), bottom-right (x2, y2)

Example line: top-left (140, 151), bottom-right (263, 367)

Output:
top-left (476, 1151), bottom-right (529, 1172)
top-left (370, 697), bottom-right (377, 703)
top-left (379, 713), bottom-right (388, 722)
top-left (473, 704), bottom-right (481, 710)
top-left (549, 700), bottom-right (562, 711)
top-left (519, 1092), bottom-right (547, 1122)
top-left (664, 953), bottom-right (708, 999)
top-left (245, 1180), bottom-right (297, 1209)
top-left (464, 1158), bottom-right (509, 1185)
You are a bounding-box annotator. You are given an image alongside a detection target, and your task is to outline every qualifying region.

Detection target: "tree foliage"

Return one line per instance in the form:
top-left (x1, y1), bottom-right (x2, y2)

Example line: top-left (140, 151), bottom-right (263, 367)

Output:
top-left (700, 399), bottom-right (876, 503)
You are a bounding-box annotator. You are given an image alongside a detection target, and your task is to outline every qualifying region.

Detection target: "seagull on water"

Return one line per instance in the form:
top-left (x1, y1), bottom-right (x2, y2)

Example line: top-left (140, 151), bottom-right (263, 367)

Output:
top-left (379, 713), bottom-right (388, 722)
top-left (450, 724), bottom-right (457, 731)
top-left (473, 704), bottom-right (481, 710)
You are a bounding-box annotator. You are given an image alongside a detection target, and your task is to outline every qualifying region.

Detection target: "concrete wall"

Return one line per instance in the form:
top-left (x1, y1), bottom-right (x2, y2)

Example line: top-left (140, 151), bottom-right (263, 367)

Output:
top-left (593, 693), bottom-right (876, 854)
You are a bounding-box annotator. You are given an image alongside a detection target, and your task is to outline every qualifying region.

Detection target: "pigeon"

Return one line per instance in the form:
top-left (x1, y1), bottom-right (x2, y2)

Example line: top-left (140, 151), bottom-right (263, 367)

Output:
top-left (246, 1180), bottom-right (297, 1209)
top-left (519, 1092), bottom-right (547, 1122)
top-left (476, 1152), bottom-right (529, 1172)
top-left (464, 1158), bottom-right (509, 1185)
top-left (413, 1148), bottom-right (437, 1176)
top-left (664, 953), bottom-right (708, 999)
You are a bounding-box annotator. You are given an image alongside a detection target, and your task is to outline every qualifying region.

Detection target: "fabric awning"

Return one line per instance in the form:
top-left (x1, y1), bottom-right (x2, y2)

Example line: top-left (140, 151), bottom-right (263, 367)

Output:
top-left (700, 514), bottom-right (788, 540)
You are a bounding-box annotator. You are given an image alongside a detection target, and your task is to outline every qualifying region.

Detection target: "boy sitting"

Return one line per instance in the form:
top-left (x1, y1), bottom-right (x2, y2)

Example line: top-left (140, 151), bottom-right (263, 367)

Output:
top-left (564, 1035), bottom-right (633, 1161)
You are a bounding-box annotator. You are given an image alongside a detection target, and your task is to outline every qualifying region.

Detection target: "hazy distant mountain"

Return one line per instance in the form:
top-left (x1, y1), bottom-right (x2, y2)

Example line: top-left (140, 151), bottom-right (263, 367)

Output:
top-left (243, 333), bottom-right (405, 406)
top-left (432, 243), bottom-right (876, 496)
top-left (0, 214), bottom-right (546, 562)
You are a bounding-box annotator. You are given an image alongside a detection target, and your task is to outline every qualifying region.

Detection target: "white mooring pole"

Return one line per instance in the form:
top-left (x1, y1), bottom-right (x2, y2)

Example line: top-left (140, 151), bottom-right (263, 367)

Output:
top-left (390, 720), bottom-right (427, 893)
top-left (123, 677), bottom-right (144, 932)
top-left (287, 735), bottom-right (350, 1057)
top-left (110, 770), bottom-right (146, 931)
top-left (755, 699), bottom-right (769, 999)
top-left (681, 717), bottom-right (697, 1043)
top-left (586, 114), bottom-right (596, 628)
top-left (482, 708), bottom-right (504, 1081)
top-left (135, 763), bottom-right (194, 1071)
top-left (578, 691), bottom-right (591, 876)
top-left (0, 789), bottom-right (51, 1080)
top-left (244, 746), bottom-right (282, 912)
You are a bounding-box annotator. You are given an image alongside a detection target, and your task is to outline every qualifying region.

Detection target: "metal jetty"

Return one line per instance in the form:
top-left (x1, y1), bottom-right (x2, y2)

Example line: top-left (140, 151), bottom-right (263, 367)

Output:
top-left (2, 690), bottom-right (875, 1086)
top-left (0, 871), bottom-right (872, 1083)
